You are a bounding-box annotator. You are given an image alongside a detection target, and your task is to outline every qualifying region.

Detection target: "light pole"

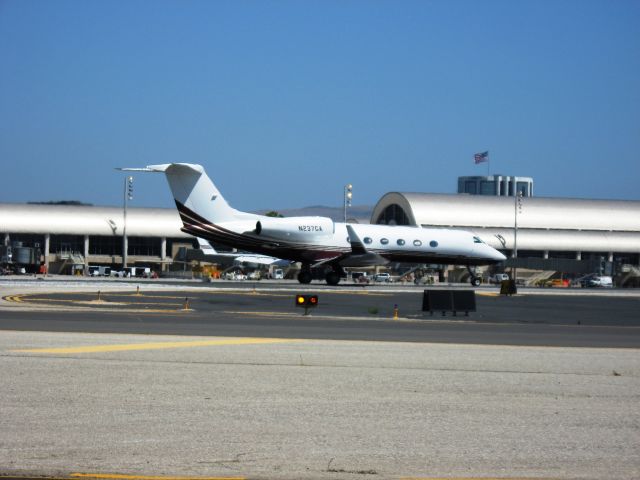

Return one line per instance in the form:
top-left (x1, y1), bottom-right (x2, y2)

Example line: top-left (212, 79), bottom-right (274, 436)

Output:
top-left (344, 184), bottom-right (353, 223)
top-left (122, 175), bottom-right (133, 269)
top-left (513, 189), bottom-right (523, 282)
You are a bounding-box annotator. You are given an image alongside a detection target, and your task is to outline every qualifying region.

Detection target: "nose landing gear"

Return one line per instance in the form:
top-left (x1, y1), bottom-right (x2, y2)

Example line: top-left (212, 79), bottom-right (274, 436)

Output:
top-left (467, 266), bottom-right (481, 287)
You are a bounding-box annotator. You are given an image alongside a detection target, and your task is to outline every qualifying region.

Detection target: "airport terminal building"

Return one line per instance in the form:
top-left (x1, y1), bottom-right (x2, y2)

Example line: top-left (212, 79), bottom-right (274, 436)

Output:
top-left (1, 191), bottom-right (640, 282)
top-left (0, 203), bottom-right (195, 274)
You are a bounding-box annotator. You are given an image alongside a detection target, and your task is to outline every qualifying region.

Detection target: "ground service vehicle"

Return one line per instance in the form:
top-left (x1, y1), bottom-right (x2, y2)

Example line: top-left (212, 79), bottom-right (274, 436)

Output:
top-left (490, 273), bottom-right (510, 283)
top-left (588, 276), bottom-right (613, 288)
top-left (89, 266), bottom-right (111, 277)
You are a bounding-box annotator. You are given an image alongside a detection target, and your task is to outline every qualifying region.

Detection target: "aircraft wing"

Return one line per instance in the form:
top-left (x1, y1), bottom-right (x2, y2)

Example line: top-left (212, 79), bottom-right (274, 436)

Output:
top-left (341, 225), bottom-right (389, 267)
top-left (312, 226), bottom-right (389, 268)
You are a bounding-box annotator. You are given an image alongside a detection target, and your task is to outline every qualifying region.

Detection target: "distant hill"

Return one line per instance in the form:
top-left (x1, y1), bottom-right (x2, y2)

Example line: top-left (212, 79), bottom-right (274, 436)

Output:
top-left (255, 205), bottom-right (373, 224)
top-left (27, 200), bottom-right (93, 206)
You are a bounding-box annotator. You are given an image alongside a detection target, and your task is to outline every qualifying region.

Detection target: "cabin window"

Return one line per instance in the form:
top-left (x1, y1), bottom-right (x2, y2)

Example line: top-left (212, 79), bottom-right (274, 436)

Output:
top-left (430, 240), bottom-right (438, 248)
top-left (380, 238), bottom-right (389, 245)
top-left (397, 239), bottom-right (405, 246)
top-left (413, 240), bottom-right (422, 246)
top-left (364, 237), bottom-right (373, 244)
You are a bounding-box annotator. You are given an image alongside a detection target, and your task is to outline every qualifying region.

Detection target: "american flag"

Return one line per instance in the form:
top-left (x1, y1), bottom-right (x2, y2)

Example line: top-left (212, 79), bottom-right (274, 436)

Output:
top-left (474, 151), bottom-right (489, 164)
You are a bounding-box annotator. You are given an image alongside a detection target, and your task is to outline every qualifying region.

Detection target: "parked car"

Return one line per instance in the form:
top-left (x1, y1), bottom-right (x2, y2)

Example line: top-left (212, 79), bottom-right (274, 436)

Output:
top-left (490, 273), bottom-right (510, 284)
top-left (576, 274), bottom-right (613, 288)
top-left (373, 273), bottom-right (393, 283)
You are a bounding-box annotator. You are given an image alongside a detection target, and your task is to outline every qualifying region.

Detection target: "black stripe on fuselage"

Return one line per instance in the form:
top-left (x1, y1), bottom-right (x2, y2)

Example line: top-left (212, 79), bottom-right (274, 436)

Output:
top-left (176, 201), bottom-right (346, 263)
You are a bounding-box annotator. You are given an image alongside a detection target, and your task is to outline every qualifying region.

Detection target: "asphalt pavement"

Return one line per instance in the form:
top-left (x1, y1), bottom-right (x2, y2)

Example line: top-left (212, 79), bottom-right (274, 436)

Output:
top-left (1, 278), bottom-right (639, 480)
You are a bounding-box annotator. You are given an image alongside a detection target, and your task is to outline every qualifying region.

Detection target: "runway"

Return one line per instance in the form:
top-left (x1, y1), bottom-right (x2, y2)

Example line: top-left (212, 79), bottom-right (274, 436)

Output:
top-left (1, 278), bottom-right (639, 479)
top-left (1, 279), bottom-right (640, 348)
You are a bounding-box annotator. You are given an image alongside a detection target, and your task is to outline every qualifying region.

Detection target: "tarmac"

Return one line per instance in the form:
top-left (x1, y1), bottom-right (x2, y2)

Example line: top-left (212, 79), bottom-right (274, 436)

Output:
top-left (1, 277), bottom-right (639, 479)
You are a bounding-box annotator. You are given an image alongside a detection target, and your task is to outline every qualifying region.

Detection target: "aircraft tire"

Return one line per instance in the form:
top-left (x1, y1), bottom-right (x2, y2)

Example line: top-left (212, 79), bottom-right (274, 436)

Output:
top-left (298, 271), bottom-right (312, 284)
top-left (470, 276), bottom-right (481, 287)
top-left (325, 271), bottom-right (341, 286)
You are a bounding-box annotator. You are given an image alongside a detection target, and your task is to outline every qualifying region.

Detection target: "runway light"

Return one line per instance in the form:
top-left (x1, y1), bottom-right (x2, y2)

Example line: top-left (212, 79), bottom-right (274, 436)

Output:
top-left (295, 294), bottom-right (318, 308)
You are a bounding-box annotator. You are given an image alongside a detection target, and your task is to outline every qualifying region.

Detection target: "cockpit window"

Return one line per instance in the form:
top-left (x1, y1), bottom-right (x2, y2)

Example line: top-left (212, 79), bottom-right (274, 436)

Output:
top-left (473, 236), bottom-right (484, 244)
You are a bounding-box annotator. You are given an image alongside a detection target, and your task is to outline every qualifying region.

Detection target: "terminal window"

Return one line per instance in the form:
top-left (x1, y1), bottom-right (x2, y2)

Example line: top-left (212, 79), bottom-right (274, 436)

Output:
top-left (464, 181), bottom-right (477, 194)
top-left (480, 181), bottom-right (496, 195)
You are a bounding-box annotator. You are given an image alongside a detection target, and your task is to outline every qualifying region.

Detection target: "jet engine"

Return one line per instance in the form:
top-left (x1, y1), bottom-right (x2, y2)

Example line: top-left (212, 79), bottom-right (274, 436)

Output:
top-left (255, 216), bottom-right (335, 241)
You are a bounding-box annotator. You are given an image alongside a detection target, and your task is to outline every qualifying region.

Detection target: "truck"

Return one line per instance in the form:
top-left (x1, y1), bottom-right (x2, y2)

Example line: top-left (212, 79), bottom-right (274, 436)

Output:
top-left (113, 267), bottom-right (151, 278)
top-left (88, 266), bottom-right (111, 277)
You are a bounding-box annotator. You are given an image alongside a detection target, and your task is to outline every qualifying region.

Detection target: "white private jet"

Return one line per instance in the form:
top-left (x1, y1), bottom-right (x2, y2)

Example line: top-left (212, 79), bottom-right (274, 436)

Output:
top-left (196, 237), bottom-right (290, 267)
top-left (121, 163), bottom-right (506, 285)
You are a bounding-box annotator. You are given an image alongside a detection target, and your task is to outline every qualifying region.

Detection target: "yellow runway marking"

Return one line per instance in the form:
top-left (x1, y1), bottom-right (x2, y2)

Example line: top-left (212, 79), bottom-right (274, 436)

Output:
top-left (72, 474), bottom-right (244, 480)
top-left (12, 295), bottom-right (187, 310)
top-left (13, 337), bottom-right (294, 354)
top-left (2, 295), bottom-right (23, 302)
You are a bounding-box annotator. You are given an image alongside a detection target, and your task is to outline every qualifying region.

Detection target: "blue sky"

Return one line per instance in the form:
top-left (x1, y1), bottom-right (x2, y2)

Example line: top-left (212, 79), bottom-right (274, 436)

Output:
top-left (1, 0), bottom-right (638, 211)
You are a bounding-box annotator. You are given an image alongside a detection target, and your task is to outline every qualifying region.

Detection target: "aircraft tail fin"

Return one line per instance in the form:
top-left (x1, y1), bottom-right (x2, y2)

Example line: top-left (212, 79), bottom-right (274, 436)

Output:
top-left (119, 163), bottom-right (239, 224)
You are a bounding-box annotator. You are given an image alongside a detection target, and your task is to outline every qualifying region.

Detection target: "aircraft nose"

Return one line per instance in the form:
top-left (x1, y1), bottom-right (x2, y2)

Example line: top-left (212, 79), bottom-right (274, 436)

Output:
top-left (489, 246), bottom-right (507, 262)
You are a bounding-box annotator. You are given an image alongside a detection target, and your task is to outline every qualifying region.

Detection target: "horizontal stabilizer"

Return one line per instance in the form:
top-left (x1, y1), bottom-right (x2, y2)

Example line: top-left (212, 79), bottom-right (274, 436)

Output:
top-left (117, 164), bottom-right (205, 174)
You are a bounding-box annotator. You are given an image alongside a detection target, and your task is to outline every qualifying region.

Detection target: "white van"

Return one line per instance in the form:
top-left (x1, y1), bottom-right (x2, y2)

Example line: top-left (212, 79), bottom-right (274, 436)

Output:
top-left (588, 276), bottom-right (613, 288)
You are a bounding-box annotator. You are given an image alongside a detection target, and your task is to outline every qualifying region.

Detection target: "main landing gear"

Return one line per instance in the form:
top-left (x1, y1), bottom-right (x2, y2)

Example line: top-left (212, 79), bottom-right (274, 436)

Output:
top-left (324, 267), bottom-right (342, 286)
top-left (297, 265), bottom-right (312, 284)
top-left (297, 264), bottom-right (345, 286)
